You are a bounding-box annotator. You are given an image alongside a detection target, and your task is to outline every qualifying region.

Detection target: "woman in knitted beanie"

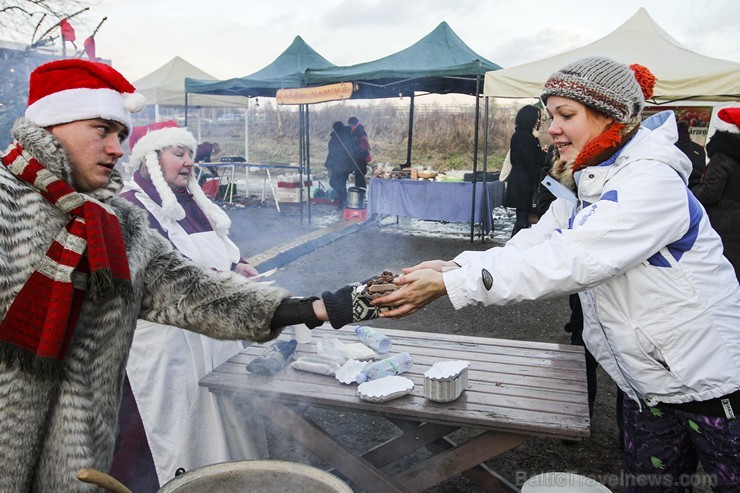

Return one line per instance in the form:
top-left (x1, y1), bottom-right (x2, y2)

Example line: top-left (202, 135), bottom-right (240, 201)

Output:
top-left (110, 122), bottom-right (383, 490)
top-left (374, 56), bottom-right (740, 490)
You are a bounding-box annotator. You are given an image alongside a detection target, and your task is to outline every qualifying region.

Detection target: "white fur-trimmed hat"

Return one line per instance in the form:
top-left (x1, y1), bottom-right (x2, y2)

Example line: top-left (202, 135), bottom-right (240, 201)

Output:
top-left (25, 59), bottom-right (145, 133)
top-left (128, 122), bottom-right (231, 234)
top-left (715, 108), bottom-right (740, 134)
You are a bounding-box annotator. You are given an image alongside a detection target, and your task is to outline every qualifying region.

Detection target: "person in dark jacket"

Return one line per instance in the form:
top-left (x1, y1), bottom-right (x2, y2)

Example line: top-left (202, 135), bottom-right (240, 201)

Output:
top-left (691, 107), bottom-right (740, 280)
top-left (504, 105), bottom-right (547, 237)
top-left (324, 121), bottom-right (355, 208)
top-left (675, 120), bottom-right (706, 189)
top-left (348, 116), bottom-right (372, 189)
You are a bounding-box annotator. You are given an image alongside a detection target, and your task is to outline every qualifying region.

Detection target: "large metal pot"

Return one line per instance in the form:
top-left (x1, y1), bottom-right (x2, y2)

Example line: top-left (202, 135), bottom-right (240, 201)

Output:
top-left (346, 186), bottom-right (366, 209)
top-left (157, 460), bottom-right (352, 493)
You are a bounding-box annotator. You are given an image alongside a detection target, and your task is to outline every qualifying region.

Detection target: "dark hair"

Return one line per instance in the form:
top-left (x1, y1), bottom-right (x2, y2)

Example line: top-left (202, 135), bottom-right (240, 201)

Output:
top-left (677, 120), bottom-right (691, 141)
top-left (348, 116), bottom-right (359, 125)
top-left (515, 105), bottom-right (541, 130)
top-left (332, 121), bottom-right (344, 133)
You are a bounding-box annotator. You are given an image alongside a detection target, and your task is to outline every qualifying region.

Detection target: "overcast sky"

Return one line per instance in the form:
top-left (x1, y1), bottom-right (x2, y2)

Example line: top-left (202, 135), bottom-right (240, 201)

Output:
top-left (78, 0), bottom-right (740, 83)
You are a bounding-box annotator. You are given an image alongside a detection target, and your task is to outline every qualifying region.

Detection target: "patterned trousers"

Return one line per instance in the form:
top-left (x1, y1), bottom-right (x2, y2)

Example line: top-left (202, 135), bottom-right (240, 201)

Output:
top-left (622, 396), bottom-right (740, 492)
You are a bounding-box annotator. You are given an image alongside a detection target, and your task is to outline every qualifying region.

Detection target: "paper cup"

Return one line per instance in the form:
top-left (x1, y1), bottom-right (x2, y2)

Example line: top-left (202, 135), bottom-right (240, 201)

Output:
top-left (294, 324), bottom-right (313, 344)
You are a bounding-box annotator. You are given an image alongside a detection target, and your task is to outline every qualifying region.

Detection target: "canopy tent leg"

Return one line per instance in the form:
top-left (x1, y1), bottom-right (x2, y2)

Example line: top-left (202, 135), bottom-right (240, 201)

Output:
top-left (404, 93), bottom-right (415, 168)
top-left (470, 72), bottom-right (481, 243)
top-left (244, 103), bottom-right (249, 162)
top-left (481, 96), bottom-right (490, 241)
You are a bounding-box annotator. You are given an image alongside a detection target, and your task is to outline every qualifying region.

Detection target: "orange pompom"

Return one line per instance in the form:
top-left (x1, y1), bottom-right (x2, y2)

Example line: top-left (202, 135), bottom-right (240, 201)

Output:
top-left (629, 64), bottom-right (657, 100)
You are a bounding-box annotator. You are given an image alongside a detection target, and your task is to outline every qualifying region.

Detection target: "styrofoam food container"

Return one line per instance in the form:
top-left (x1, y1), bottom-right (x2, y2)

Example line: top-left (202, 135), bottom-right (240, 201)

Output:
top-left (521, 472), bottom-right (611, 493)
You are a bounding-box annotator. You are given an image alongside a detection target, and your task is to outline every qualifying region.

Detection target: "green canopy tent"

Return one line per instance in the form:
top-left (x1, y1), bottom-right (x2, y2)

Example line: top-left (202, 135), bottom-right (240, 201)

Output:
top-left (185, 36), bottom-right (337, 222)
top-left (186, 24), bottom-right (503, 235)
top-left (306, 21), bottom-right (502, 240)
top-left (185, 35), bottom-right (336, 98)
top-left (307, 21), bottom-right (501, 99)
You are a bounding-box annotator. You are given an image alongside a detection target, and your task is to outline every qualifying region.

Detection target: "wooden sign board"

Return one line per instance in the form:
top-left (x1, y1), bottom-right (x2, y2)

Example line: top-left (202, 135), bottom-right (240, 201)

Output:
top-left (276, 82), bottom-right (355, 105)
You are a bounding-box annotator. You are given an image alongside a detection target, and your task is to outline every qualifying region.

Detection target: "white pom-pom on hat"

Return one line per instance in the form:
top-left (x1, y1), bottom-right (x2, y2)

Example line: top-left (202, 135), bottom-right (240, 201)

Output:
top-left (125, 93), bottom-right (147, 113)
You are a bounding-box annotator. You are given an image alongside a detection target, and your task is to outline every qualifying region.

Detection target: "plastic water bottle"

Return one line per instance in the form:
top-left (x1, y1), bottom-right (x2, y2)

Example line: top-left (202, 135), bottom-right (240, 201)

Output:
top-left (355, 326), bottom-right (392, 354)
top-left (355, 352), bottom-right (413, 383)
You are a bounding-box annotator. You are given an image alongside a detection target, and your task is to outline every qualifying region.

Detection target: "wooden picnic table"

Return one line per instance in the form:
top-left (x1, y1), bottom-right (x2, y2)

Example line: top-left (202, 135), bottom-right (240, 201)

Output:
top-left (199, 325), bottom-right (590, 492)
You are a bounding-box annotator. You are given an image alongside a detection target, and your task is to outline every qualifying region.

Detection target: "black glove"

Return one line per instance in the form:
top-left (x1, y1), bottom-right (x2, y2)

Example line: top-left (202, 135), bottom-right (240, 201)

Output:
top-left (246, 339), bottom-right (297, 376)
top-left (322, 282), bottom-right (385, 329)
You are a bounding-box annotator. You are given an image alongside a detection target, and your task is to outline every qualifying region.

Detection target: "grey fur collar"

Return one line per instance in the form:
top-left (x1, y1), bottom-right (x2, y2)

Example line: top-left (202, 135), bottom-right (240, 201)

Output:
top-left (10, 118), bottom-right (123, 202)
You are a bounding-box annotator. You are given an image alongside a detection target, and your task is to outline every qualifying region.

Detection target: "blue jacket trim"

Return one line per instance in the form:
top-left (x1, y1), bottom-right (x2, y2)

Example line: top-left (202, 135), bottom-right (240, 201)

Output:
top-left (646, 189), bottom-right (703, 267)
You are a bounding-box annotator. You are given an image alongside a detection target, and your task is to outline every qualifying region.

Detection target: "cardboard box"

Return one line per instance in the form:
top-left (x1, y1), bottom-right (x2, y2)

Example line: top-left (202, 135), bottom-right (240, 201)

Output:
top-left (275, 187), bottom-right (309, 203)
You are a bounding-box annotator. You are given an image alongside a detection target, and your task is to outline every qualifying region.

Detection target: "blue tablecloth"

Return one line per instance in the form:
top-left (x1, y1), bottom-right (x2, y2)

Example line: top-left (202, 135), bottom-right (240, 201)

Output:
top-left (367, 178), bottom-right (505, 233)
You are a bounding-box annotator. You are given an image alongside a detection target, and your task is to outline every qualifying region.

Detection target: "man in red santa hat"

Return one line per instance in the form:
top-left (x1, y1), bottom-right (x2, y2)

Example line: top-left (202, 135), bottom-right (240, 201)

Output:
top-left (0, 59), bottom-right (381, 492)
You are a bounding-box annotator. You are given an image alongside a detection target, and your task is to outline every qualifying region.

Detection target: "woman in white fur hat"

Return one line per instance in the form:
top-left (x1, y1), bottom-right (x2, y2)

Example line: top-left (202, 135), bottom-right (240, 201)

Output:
top-left (110, 121), bottom-right (260, 490)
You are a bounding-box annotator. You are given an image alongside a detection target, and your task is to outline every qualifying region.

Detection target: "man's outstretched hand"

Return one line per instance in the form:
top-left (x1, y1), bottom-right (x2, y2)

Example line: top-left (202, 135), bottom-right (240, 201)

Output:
top-left (321, 283), bottom-right (385, 329)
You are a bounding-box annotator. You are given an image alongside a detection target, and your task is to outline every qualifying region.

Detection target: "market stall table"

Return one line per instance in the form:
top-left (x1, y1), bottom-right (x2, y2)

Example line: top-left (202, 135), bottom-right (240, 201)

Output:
top-left (196, 162), bottom-right (305, 211)
top-left (367, 178), bottom-right (505, 234)
top-left (200, 325), bottom-right (589, 493)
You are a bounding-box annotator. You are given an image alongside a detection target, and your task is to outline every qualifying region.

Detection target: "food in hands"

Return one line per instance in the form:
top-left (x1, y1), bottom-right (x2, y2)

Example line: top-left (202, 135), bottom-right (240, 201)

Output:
top-left (362, 271), bottom-right (399, 297)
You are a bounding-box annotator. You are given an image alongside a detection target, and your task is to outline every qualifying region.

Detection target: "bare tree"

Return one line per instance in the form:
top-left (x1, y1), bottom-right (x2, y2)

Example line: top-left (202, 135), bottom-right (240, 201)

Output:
top-left (0, 1), bottom-right (100, 147)
top-left (1, 1), bottom-right (93, 47)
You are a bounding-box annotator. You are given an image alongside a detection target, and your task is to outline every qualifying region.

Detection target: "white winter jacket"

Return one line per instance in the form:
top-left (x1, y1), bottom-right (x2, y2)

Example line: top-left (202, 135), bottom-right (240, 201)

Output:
top-left (445, 111), bottom-right (740, 406)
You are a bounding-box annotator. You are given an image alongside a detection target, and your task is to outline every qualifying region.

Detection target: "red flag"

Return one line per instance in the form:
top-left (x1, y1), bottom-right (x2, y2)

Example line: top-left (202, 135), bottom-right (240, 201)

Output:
top-left (60, 19), bottom-right (77, 47)
top-left (84, 36), bottom-right (97, 61)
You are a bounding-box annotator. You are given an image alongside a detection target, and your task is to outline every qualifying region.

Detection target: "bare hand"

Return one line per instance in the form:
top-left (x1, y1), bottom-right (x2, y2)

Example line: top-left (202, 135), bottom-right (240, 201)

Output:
top-left (372, 268), bottom-right (447, 318)
top-left (402, 259), bottom-right (454, 274)
top-left (234, 262), bottom-right (259, 278)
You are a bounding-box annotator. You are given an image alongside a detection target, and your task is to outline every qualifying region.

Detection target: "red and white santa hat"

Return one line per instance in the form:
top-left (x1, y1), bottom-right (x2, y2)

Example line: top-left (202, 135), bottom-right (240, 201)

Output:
top-left (715, 107), bottom-right (740, 134)
top-left (25, 59), bottom-right (145, 133)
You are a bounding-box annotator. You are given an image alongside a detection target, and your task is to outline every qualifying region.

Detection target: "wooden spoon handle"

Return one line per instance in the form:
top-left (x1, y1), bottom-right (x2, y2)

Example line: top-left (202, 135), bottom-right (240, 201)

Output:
top-left (76, 468), bottom-right (133, 493)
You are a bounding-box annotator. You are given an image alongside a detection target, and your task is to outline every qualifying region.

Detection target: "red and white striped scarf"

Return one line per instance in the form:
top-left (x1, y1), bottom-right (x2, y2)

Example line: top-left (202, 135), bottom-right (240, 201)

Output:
top-left (0, 141), bottom-right (132, 371)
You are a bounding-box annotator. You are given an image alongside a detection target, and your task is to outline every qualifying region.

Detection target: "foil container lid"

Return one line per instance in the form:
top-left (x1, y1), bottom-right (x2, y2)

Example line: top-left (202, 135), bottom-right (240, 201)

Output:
top-left (357, 376), bottom-right (414, 402)
top-left (423, 360), bottom-right (470, 382)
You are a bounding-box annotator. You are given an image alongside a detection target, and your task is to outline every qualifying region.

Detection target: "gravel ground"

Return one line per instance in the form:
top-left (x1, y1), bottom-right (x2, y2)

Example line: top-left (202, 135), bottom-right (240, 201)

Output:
top-left (219, 198), bottom-right (707, 493)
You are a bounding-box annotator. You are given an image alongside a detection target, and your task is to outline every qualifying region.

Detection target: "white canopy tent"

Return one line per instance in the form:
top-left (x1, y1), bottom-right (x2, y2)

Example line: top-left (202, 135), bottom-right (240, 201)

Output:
top-left (134, 56), bottom-right (249, 109)
top-left (484, 8), bottom-right (740, 103)
top-left (133, 56), bottom-right (250, 148)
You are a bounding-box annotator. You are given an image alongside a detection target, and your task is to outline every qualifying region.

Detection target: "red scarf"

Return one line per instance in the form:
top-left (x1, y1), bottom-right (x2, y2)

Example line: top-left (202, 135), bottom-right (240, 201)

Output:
top-left (0, 142), bottom-right (131, 372)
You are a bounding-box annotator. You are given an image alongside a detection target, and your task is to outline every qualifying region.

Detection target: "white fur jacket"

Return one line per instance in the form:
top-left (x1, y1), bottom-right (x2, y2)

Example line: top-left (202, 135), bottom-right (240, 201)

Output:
top-left (0, 119), bottom-right (291, 492)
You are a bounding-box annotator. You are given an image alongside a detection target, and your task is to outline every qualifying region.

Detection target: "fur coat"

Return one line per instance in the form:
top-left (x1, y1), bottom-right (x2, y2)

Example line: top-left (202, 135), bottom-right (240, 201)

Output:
top-left (0, 119), bottom-right (290, 492)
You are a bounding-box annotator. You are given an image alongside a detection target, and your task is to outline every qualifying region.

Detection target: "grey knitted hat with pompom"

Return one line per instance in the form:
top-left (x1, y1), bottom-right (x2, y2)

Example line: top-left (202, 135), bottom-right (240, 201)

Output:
top-left (540, 56), bottom-right (645, 123)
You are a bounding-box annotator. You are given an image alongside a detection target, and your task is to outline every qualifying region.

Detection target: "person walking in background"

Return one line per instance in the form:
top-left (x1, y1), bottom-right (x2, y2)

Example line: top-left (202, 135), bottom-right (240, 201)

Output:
top-left (0, 59), bottom-right (382, 492)
top-left (373, 57), bottom-right (740, 491)
top-left (110, 121), bottom-right (259, 490)
top-left (691, 107), bottom-right (740, 280)
top-left (675, 120), bottom-right (706, 189)
top-left (348, 116), bottom-right (372, 189)
top-left (325, 121), bottom-right (355, 208)
top-left (503, 105), bottom-right (547, 237)
top-left (194, 140), bottom-right (221, 163)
